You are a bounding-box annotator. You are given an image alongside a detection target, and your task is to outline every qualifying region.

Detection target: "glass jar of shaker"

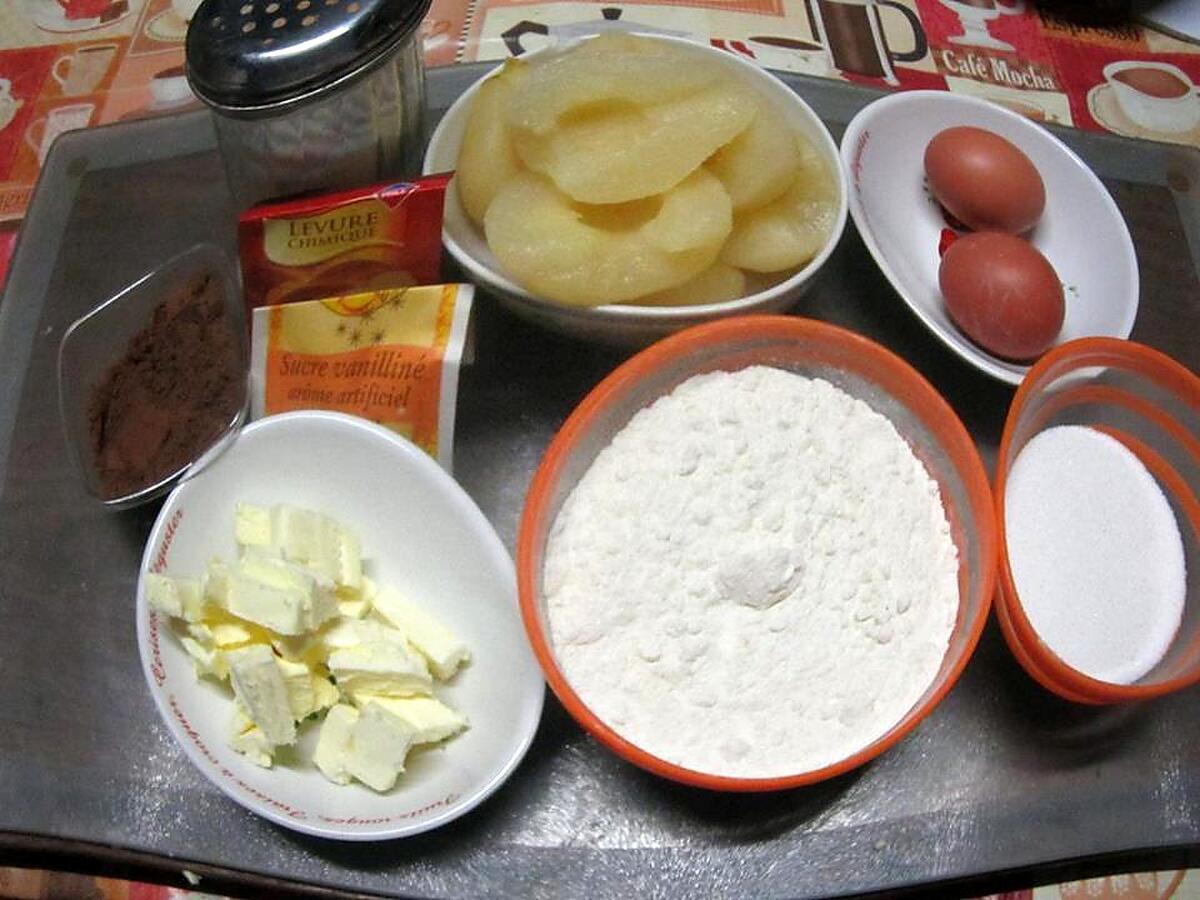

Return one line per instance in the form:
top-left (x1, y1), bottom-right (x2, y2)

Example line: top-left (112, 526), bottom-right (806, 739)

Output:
top-left (186, 0), bottom-right (431, 208)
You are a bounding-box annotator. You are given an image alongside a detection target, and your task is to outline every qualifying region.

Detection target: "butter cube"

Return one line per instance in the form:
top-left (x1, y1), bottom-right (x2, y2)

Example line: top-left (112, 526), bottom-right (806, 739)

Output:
top-left (230, 709), bottom-right (274, 768)
top-left (270, 506), bottom-right (362, 590)
top-left (313, 703), bottom-right (359, 785)
top-left (272, 631), bottom-right (326, 668)
top-left (209, 621), bottom-right (263, 648)
top-left (337, 574), bottom-right (374, 619)
top-left (198, 609), bottom-right (269, 648)
top-left (348, 693), bottom-right (467, 745)
top-left (346, 702), bottom-right (416, 792)
top-left (184, 623), bottom-right (226, 670)
top-left (277, 657), bottom-right (338, 721)
top-left (317, 617), bottom-right (367, 654)
top-left (313, 676), bottom-right (340, 713)
top-left (235, 502), bottom-right (273, 548)
top-left (328, 639), bottom-right (431, 697)
top-left (223, 553), bottom-right (337, 636)
top-left (180, 635), bottom-right (228, 681)
top-left (145, 573), bottom-right (205, 622)
top-left (372, 588), bottom-right (469, 679)
top-left (318, 617), bottom-right (404, 655)
top-left (361, 575), bottom-right (378, 604)
top-left (226, 645), bottom-right (296, 746)
top-left (338, 596), bottom-right (371, 619)
top-left (203, 559), bottom-right (231, 605)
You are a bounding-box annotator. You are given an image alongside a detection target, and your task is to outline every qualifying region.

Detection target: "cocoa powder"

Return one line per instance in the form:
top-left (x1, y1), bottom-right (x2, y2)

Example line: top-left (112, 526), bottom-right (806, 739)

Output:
top-left (88, 274), bottom-right (244, 500)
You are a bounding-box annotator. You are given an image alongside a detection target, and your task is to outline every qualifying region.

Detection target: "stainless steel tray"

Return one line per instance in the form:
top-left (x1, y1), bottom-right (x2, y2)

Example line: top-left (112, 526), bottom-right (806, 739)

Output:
top-left (1, 64), bottom-right (1199, 899)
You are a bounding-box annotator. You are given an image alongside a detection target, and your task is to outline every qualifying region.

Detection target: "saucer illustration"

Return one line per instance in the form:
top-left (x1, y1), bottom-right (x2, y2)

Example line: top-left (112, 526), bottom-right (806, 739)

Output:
top-left (1087, 82), bottom-right (1200, 144)
top-left (31, 0), bottom-right (132, 33)
top-left (144, 7), bottom-right (189, 42)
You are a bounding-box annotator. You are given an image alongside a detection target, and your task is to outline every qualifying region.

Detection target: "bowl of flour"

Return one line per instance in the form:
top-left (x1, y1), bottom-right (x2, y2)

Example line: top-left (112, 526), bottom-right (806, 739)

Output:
top-left (517, 315), bottom-right (997, 790)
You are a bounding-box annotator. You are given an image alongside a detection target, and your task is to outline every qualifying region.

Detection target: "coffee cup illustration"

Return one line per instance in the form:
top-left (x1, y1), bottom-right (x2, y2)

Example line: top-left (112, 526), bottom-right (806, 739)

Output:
top-left (1103, 61), bottom-right (1199, 134)
top-left (0, 79), bottom-right (22, 132)
top-left (939, 0), bottom-right (1023, 53)
top-left (810, 0), bottom-right (928, 86)
top-left (59, 0), bottom-right (112, 20)
top-left (52, 42), bottom-right (117, 97)
top-left (149, 65), bottom-right (193, 108)
top-left (745, 35), bottom-right (831, 77)
top-left (24, 102), bottom-right (94, 165)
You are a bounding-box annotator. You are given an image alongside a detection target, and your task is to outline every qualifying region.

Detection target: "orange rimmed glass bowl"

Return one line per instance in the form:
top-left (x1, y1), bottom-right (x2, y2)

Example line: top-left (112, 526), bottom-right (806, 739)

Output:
top-left (995, 338), bottom-right (1200, 704)
top-left (517, 315), bottom-right (998, 791)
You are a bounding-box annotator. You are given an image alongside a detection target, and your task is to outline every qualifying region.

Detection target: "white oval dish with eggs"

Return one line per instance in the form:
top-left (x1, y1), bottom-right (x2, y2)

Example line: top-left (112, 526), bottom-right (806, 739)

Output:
top-left (424, 33), bottom-right (848, 345)
top-left (841, 91), bottom-right (1138, 385)
top-left (136, 411), bottom-right (544, 840)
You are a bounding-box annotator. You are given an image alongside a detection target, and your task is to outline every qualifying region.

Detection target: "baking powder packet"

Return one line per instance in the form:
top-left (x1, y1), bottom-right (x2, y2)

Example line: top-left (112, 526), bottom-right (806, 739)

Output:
top-left (238, 174), bottom-right (450, 313)
top-left (249, 284), bottom-right (474, 472)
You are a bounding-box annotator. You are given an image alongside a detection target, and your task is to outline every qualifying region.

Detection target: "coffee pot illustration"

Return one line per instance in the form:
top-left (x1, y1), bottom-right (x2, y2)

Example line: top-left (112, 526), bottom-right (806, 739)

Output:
top-left (501, 7), bottom-right (688, 56)
top-left (808, 0), bottom-right (928, 86)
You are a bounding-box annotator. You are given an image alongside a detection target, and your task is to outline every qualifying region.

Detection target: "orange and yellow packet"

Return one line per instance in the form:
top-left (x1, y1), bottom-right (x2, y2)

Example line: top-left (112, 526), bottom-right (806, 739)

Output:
top-left (250, 283), bottom-right (474, 471)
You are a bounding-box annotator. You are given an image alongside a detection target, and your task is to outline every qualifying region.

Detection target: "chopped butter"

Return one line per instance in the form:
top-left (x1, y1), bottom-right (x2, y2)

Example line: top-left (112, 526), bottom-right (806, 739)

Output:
top-left (198, 609), bottom-right (270, 648)
top-left (313, 703), bottom-right (359, 785)
top-left (230, 709), bottom-right (274, 768)
top-left (345, 702), bottom-right (416, 792)
top-left (234, 502), bottom-right (273, 548)
top-left (334, 574), bottom-right (375, 619)
top-left (349, 693), bottom-right (467, 745)
top-left (373, 587), bottom-right (470, 679)
top-left (180, 635), bottom-right (228, 681)
top-left (277, 657), bottom-right (338, 721)
top-left (152, 502), bottom-right (469, 793)
top-left (327, 639), bottom-right (432, 697)
top-left (270, 505), bottom-right (363, 590)
top-left (145, 573), bottom-right (205, 622)
top-left (226, 645), bottom-right (296, 746)
top-left (221, 553), bottom-right (337, 636)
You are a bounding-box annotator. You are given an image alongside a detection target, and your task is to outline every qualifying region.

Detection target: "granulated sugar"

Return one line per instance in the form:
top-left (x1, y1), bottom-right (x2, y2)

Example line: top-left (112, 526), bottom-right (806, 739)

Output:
top-left (543, 366), bottom-right (959, 778)
top-left (1005, 424), bottom-right (1186, 684)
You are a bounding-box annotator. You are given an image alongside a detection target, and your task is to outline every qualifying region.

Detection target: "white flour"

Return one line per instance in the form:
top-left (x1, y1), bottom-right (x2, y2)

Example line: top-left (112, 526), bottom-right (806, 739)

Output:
top-left (1005, 425), bottom-right (1186, 684)
top-left (544, 366), bottom-right (959, 778)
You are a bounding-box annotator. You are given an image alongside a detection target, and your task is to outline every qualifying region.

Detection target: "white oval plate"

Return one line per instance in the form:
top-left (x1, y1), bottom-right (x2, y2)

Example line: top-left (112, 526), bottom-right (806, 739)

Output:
top-left (841, 91), bottom-right (1138, 385)
top-left (137, 411), bottom-right (544, 840)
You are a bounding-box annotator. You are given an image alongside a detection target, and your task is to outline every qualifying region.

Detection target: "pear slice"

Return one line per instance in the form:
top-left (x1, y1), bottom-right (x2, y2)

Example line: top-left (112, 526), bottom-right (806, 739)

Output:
top-left (455, 59), bottom-right (529, 225)
top-left (633, 263), bottom-right (747, 307)
top-left (512, 81), bottom-right (756, 204)
top-left (707, 103), bottom-right (802, 212)
top-left (484, 169), bottom-right (732, 306)
top-left (506, 33), bottom-right (721, 136)
top-left (720, 135), bottom-right (837, 273)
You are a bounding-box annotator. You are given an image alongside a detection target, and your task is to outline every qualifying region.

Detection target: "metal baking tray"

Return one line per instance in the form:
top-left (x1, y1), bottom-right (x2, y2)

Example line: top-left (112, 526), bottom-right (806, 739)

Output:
top-left (1, 64), bottom-right (1199, 899)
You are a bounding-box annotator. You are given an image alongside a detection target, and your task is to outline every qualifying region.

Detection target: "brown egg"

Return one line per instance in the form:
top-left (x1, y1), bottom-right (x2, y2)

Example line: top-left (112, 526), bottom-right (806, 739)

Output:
top-left (938, 232), bottom-right (1064, 361)
top-left (925, 127), bottom-right (1045, 234)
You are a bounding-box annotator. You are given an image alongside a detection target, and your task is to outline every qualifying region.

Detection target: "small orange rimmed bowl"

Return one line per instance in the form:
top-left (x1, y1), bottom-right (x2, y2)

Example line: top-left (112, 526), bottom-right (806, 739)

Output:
top-left (517, 315), bottom-right (997, 791)
top-left (995, 338), bottom-right (1200, 704)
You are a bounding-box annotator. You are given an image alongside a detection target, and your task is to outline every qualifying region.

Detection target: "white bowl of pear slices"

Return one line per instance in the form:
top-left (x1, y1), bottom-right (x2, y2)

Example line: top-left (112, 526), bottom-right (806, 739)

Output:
top-left (424, 33), bottom-right (848, 345)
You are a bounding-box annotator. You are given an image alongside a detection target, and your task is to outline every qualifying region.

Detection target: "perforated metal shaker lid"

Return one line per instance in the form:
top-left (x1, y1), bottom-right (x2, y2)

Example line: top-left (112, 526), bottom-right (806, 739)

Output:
top-left (186, 0), bottom-right (431, 115)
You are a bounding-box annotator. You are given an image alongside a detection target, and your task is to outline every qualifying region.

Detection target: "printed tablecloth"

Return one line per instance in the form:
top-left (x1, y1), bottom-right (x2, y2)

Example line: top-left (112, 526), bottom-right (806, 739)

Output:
top-left (0, 0), bottom-right (1198, 892)
top-left (1, 865), bottom-right (1198, 899)
top-left (1, 0), bottom-right (1200, 224)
